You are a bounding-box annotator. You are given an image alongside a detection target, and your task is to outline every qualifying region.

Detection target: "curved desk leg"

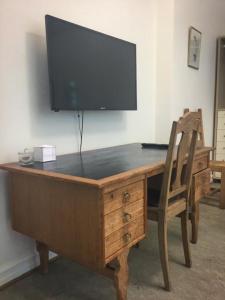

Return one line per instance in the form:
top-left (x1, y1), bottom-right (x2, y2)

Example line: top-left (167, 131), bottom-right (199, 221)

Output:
top-left (114, 249), bottom-right (129, 300)
top-left (36, 241), bottom-right (49, 274)
top-left (190, 202), bottom-right (199, 244)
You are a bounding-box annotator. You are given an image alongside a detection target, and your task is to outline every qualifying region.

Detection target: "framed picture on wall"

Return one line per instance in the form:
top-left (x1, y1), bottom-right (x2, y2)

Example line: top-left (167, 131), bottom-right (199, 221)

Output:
top-left (188, 27), bottom-right (202, 70)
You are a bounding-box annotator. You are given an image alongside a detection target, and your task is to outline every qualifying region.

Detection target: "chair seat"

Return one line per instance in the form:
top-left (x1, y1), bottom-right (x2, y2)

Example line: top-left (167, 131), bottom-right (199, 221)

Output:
top-left (148, 187), bottom-right (187, 211)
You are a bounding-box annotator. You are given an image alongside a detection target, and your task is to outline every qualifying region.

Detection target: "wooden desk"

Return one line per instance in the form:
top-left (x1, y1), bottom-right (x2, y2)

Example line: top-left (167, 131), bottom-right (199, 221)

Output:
top-left (0, 143), bottom-right (211, 299)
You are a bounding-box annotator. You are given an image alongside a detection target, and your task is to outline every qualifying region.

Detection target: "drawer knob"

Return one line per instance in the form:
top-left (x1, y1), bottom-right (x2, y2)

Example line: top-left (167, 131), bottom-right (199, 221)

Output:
top-left (123, 192), bottom-right (130, 203)
top-left (123, 233), bottom-right (132, 243)
top-left (123, 212), bottom-right (132, 223)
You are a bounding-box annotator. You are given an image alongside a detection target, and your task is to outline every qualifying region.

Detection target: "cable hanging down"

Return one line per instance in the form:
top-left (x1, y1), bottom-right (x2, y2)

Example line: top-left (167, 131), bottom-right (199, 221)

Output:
top-left (77, 111), bottom-right (84, 154)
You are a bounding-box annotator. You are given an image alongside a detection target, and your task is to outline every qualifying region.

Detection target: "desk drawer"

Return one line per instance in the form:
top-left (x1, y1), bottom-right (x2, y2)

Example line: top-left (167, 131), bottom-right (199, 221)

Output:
top-left (192, 155), bottom-right (208, 174)
top-left (105, 216), bottom-right (144, 259)
top-left (191, 168), bottom-right (210, 202)
top-left (104, 199), bottom-right (144, 237)
top-left (103, 180), bottom-right (144, 215)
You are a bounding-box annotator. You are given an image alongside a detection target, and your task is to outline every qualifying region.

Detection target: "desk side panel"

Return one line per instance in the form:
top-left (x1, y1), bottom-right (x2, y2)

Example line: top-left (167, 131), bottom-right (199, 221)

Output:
top-left (10, 173), bottom-right (103, 269)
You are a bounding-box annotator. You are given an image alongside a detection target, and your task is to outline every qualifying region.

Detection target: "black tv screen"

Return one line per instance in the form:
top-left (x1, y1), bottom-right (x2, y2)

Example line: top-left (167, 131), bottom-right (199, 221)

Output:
top-left (45, 15), bottom-right (137, 111)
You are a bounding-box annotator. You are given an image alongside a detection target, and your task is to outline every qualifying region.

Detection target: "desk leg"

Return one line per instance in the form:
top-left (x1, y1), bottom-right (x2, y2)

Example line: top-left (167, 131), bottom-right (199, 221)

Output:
top-left (36, 241), bottom-right (49, 274)
top-left (220, 169), bottom-right (225, 209)
top-left (114, 249), bottom-right (129, 300)
top-left (190, 202), bottom-right (199, 244)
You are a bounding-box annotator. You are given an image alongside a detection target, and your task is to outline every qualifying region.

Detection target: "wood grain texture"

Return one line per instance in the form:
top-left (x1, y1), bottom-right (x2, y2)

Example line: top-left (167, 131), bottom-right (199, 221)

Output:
top-left (192, 155), bottom-right (209, 174)
top-left (148, 112), bottom-right (199, 290)
top-left (105, 216), bottom-right (144, 258)
top-left (209, 160), bottom-right (225, 209)
top-left (190, 202), bottom-right (200, 244)
top-left (104, 199), bottom-right (144, 237)
top-left (183, 109), bottom-right (210, 244)
top-left (0, 144), bottom-right (211, 189)
top-left (114, 249), bottom-right (129, 300)
top-left (104, 180), bottom-right (144, 215)
top-left (10, 173), bottom-right (104, 269)
top-left (0, 142), bottom-right (211, 299)
top-left (183, 108), bottom-right (205, 147)
top-left (181, 211), bottom-right (192, 268)
top-left (36, 242), bottom-right (49, 274)
top-left (191, 168), bottom-right (211, 202)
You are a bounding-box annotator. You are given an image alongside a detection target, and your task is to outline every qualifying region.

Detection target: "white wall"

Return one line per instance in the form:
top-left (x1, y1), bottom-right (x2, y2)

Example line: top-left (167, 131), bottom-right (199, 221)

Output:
top-left (172, 0), bottom-right (225, 145)
top-left (154, 0), bottom-right (175, 143)
top-left (154, 0), bottom-right (225, 145)
top-left (0, 0), bottom-right (156, 285)
top-left (1, 0), bottom-right (225, 286)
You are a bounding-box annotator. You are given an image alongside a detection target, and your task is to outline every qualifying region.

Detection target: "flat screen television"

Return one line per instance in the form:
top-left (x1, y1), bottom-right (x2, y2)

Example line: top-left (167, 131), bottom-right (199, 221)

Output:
top-left (45, 15), bottom-right (137, 111)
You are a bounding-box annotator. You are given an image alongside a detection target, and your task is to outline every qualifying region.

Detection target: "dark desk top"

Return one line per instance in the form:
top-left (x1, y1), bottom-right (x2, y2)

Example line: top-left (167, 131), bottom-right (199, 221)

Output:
top-left (28, 143), bottom-right (168, 180)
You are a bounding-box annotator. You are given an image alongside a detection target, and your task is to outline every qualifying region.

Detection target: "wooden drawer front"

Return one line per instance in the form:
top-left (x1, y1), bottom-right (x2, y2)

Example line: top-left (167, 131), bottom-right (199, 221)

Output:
top-left (216, 141), bottom-right (225, 153)
top-left (192, 168), bottom-right (210, 201)
top-left (104, 199), bottom-right (144, 237)
top-left (192, 156), bottom-right (208, 174)
top-left (104, 180), bottom-right (144, 215)
top-left (217, 117), bottom-right (225, 130)
top-left (217, 129), bottom-right (225, 141)
top-left (218, 110), bottom-right (225, 118)
top-left (105, 216), bottom-right (144, 259)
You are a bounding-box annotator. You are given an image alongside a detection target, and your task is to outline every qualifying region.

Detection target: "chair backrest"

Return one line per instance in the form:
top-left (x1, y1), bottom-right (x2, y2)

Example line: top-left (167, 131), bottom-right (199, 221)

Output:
top-left (159, 113), bottom-right (199, 210)
top-left (183, 108), bottom-right (205, 148)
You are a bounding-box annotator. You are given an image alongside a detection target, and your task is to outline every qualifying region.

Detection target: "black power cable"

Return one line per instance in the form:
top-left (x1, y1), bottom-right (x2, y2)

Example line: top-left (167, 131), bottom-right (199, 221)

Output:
top-left (77, 111), bottom-right (84, 154)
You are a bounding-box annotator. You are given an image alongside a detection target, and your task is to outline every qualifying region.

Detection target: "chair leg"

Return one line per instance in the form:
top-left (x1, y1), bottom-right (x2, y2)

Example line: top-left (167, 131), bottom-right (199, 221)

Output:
top-left (158, 217), bottom-right (171, 291)
top-left (190, 202), bottom-right (199, 244)
top-left (181, 211), bottom-right (192, 268)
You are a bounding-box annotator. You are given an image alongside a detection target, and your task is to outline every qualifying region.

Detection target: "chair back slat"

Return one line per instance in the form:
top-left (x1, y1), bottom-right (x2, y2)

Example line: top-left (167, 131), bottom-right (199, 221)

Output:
top-left (159, 113), bottom-right (199, 210)
top-left (183, 108), bottom-right (205, 147)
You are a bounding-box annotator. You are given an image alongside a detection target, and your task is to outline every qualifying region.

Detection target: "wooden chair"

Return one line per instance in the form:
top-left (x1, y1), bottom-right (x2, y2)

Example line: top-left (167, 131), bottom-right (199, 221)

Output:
top-left (183, 108), bottom-right (206, 244)
top-left (147, 113), bottom-right (199, 291)
top-left (183, 108), bottom-right (205, 148)
top-left (206, 160), bottom-right (225, 209)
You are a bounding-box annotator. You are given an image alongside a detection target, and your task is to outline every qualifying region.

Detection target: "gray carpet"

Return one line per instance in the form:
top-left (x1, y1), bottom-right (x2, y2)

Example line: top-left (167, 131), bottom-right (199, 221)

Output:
top-left (0, 202), bottom-right (225, 300)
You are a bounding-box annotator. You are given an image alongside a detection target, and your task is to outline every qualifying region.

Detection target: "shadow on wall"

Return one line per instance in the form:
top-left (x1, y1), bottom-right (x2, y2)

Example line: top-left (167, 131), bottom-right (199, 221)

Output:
top-left (25, 32), bottom-right (126, 142)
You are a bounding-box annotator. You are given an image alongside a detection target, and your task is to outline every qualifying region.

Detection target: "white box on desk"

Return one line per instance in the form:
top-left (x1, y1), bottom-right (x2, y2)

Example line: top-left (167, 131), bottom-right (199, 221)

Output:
top-left (34, 145), bottom-right (56, 162)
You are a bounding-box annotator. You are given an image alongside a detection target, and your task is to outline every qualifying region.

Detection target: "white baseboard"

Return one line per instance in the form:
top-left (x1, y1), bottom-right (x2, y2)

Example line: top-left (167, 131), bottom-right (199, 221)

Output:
top-left (0, 252), bottom-right (56, 287)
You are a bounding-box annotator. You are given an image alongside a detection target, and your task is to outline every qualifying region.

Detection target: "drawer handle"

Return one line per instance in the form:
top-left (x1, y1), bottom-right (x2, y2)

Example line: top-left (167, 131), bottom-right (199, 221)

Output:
top-left (123, 233), bottom-right (132, 243)
top-left (123, 212), bottom-right (132, 223)
top-left (123, 192), bottom-right (130, 203)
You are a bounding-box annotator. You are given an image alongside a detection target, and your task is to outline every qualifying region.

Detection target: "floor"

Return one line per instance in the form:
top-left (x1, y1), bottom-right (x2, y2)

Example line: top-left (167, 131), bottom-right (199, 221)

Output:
top-left (0, 202), bottom-right (225, 300)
